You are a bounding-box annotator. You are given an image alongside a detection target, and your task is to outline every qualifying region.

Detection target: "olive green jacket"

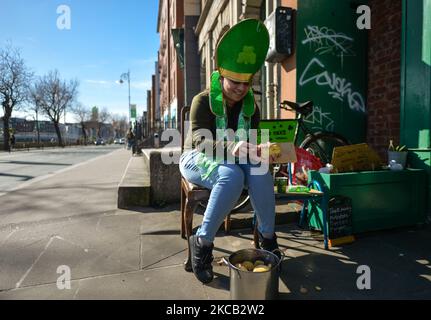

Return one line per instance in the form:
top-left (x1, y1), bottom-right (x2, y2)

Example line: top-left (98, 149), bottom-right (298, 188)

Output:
top-left (184, 90), bottom-right (260, 158)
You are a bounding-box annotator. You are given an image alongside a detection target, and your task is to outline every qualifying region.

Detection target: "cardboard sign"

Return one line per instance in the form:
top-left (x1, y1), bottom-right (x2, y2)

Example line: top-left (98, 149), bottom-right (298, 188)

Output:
top-left (269, 142), bottom-right (297, 164)
top-left (256, 119), bottom-right (298, 164)
top-left (331, 143), bottom-right (383, 173)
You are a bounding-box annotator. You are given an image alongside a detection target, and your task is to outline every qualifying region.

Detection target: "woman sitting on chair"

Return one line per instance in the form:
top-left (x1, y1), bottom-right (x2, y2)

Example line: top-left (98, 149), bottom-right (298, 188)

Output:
top-left (179, 19), bottom-right (281, 284)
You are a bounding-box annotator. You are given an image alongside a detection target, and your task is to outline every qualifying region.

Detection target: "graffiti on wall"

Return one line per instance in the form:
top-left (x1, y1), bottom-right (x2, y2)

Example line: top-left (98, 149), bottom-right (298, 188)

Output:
top-left (296, 2), bottom-right (367, 143)
top-left (299, 57), bottom-right (366, 113)
top-left (302, 25), bottom-right (356, 68)
top-left (303, 105), bottom-right (335, 132)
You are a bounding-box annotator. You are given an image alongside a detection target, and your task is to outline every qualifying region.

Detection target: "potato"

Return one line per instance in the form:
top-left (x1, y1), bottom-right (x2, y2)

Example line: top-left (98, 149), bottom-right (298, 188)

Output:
top-left (242, 261), bottom-right (255, 271)
top-left (235, 263), bottom-right (249, 272)
top-left (254, 260), bottom-right (265, 267)
top-left (269, 143), bottom-right (281, 157)
top-left (253, 265), bottom-right (271, 273)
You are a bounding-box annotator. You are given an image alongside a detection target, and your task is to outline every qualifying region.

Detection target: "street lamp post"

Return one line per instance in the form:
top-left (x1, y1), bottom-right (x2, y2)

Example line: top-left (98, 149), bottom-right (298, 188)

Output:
top-left (118, 70), bottom-right (131, 129)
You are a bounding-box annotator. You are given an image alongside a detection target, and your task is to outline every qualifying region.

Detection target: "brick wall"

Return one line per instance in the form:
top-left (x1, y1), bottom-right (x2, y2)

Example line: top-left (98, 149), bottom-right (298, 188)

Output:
top-left (367, 0), bottom-right (402, 160)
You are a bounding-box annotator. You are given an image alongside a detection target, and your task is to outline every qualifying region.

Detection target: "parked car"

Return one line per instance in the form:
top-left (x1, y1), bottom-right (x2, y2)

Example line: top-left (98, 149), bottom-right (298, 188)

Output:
top-left (95, 138), bottom-right (105, 145)
top-left (114, 138), bottom-right (125, 144)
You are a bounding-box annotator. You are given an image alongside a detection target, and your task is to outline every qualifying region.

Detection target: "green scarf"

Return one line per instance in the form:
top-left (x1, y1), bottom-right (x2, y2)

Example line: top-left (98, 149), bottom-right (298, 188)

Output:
top-left (195, 71), bottom-right (255, 180)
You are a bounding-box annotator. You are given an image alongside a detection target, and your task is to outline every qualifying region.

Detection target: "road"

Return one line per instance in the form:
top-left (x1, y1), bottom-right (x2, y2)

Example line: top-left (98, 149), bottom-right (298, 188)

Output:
top-left (0, 145), bottom-right (131, 227)
top-left (0, 145), bottom-right (124, 195)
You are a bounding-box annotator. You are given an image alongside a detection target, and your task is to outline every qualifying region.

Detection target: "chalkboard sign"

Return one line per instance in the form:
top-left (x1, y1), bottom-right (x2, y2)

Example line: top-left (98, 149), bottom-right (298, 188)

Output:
top-left (328, 195), bottom-right (353, 239)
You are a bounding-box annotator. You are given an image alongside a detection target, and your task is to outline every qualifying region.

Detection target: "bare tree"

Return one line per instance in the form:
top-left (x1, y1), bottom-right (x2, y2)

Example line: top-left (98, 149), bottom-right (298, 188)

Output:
top-left (27, 87), bottom-right (44, 146)
top-left (0, 44), bottom-right (33, 151)
top-left (112, 114), bottom-right (128, 139)
top-left (70, 102), bottom-right (91, 145)
top-left (97, 107), bottom-right (111, 138)
top-left (32, 70), bottom-right (78, 147)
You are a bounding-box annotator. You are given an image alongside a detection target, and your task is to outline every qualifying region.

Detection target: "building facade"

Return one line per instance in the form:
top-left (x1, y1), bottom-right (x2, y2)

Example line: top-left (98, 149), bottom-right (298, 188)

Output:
top-left (157, 0), bottom-right (185, 130)
top-left (153, 0), bottom-right (430, 210)
top-left (0, 117), bottom-right (90, 144)
top-left (183, 0), bottom-right (201, 107)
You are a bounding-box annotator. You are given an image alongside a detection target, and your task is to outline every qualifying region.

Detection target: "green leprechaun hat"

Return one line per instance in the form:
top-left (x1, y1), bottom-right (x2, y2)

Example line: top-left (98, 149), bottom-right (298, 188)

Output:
top-left (216, 19), bottom-right (270, 83)
top-left (210, 19), bottom-right (269, 117)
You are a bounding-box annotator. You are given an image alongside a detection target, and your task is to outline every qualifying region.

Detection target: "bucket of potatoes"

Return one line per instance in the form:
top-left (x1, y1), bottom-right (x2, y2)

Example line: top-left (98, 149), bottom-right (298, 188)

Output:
top-left (222, 248), bottom-right (284, 300)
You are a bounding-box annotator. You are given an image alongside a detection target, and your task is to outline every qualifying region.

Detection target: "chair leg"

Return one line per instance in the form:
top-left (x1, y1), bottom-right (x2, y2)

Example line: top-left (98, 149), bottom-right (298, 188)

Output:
top-left (184, 238), bottom-right (192, 272)
top-left (184, 197), bottom-right (195, 239)
top-left (224, 214), bottom-right (231, 234)
top-left (184, 197), bottom-right (196, 272)
top-left (180, 189), bottom-right (186, 239)
top-left (253, 219), bottom-right (260, 249)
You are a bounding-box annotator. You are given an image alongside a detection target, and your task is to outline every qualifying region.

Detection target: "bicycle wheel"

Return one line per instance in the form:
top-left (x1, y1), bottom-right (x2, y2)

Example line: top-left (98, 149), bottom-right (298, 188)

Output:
top-left (300, 132), bottom-right (349, 164)
top-left (198, 190), bottom-right (250, 213)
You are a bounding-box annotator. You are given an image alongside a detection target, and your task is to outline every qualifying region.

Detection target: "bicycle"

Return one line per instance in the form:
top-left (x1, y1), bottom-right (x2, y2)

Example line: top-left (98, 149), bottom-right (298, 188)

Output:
top-left (278, 100), bottom-right (349, 165)
top-left (199, 100), bottom-right (350, 213)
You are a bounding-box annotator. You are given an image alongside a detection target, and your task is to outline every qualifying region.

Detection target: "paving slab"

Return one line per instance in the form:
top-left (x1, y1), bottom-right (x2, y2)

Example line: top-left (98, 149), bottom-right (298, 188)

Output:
top-left (73, 266), bottom-right (210, 300)
top-left (0, 234), bottom-right (51, 291)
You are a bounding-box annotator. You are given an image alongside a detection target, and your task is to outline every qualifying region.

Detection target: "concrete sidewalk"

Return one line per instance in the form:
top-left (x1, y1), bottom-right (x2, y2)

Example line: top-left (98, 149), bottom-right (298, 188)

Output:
top-left (0, 148), bottom-right (430, 299)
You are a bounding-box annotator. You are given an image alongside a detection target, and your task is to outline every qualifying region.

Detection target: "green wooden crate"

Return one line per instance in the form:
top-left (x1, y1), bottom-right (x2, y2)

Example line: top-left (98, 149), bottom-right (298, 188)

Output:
top-left (408, 149), bottom-right (431, 216)
top-left (308, 169), bottom-right (428, 235)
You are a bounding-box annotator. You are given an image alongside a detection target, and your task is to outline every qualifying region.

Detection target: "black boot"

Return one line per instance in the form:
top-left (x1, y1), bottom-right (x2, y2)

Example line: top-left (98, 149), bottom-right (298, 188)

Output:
top-left (189, 235), bottom-right (214, 284)
top-left (259, 232), bottom-right (281, 260)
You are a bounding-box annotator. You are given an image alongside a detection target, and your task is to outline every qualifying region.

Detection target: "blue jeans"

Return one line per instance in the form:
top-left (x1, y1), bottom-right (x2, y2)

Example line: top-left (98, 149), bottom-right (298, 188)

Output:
top-left (180, 149), bottom-right (276, 243)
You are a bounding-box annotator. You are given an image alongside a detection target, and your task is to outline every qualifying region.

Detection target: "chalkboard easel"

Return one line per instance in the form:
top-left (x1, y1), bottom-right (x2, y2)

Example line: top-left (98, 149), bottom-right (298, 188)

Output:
top-left (328, 195), bottom-right (353, 240)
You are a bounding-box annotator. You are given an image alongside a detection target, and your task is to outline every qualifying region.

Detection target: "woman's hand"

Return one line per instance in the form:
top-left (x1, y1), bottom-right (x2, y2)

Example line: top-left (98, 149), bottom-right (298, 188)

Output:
top-left (231, 141), bottom-right (252, 158)
top-left (231, 141), bottom-right (277, 164)
top-left (257, 142), bottom-right (278, 164)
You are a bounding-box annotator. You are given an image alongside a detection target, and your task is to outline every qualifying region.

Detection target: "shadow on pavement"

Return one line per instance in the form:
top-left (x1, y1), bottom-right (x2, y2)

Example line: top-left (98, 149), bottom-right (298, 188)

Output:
top-left (0, 173), bottom-right (34, 180)
top-left (1, 160), bottom-right (70, 166)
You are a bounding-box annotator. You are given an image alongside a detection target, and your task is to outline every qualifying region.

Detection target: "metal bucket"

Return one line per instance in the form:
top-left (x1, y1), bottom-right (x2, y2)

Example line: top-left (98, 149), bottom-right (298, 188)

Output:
top-left (223, 248), bottom-right (284, 300)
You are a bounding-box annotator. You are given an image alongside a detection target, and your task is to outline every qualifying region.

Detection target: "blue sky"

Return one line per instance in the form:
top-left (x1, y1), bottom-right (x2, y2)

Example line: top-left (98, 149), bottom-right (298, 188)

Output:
top-left (0, 0), bottom-right (159, 122)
